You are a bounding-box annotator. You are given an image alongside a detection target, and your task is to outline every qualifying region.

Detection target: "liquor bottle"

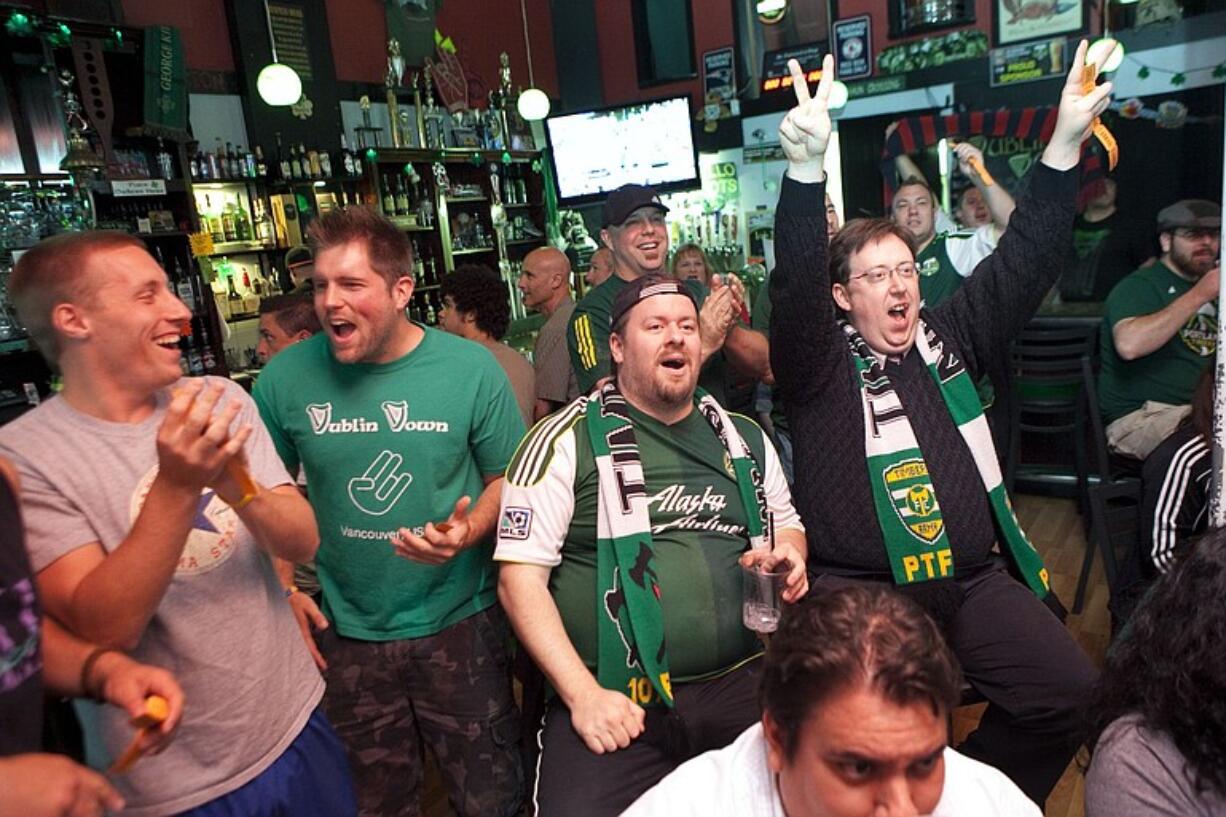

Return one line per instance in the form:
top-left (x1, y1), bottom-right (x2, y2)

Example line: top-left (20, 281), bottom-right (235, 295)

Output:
top-left (226, 143), bottom-right (240, 179)
top-left (276, 134), bottom-right (292, 181)
top-left (290, 145), bottom-right (304, 180)
top-left (221, 200), bottom-right (238, 242)
top-left (207, 144), bottom-right (221, 180)
top-left (203, 195), bottom-right (225, 243)
top-left (394, 176), bottom-right (410, 216)
top-left (411, 240), bottom-right (425, 282)
top-left (153, 138), bottom-right (174, 180)
top-left (172, 255), bottom-right (197, 312)
top-left (226, 267), bottom-right (243, 312)
top-left (198, 320), bottom-right (219, 372)
top-left (191, 150), bottom-right (204, 180)
top-left (417, 183), bottom-right (435, 228)
top-left (424, 299), bottom-right (436, 324)
top-left (232, 197), bottom-right (252, 241)
top-left (381, 176), bottom-right (396, 215)
top-left (340, 134), bottom-right (356, 177)
top-left (319, 148), bottom-right (333, 179)
top-left (254, 144), bottom-right (269, 178)
top-left (425, 254), bottom-right (438, 287)
top-left (304, 144), bottom-right (321, 179)
top-left (252, 199), bottom-right (274, 243)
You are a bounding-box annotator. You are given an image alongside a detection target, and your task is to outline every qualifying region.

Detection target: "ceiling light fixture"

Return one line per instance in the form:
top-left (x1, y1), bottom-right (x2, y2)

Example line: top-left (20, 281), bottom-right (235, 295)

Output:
top-left (516, 0), bottom-right (550, 121)
top-left (256, 0), bottom-right (302, 107)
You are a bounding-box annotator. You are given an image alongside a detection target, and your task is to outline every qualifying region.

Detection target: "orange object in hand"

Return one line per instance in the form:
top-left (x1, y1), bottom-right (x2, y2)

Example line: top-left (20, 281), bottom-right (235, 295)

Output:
top-left (108, 695), bottom-right (169, 775)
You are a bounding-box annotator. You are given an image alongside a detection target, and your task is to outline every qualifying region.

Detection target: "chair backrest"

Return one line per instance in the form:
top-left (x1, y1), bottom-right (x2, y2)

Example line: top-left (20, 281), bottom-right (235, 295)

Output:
top-left (1087, 479), bottom-right (1142, 595)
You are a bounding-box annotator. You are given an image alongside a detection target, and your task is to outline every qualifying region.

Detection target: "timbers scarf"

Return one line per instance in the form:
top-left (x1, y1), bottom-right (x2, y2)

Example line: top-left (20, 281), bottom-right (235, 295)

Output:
top-left (842, 320), bottom-right (1050, 598)
top-left (586, 382), bottom-right (767, 709)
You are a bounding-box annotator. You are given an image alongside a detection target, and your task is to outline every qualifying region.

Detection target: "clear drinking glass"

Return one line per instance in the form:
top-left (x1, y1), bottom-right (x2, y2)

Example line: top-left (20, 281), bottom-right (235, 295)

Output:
top-left (742, 561), bottom-right (789, 633)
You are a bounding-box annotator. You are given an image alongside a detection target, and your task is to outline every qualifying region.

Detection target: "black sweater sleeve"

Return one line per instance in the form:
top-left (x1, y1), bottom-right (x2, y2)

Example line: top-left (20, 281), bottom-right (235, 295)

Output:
top-left (769, 174), bottom-right (837, 407)
top-left (929, 162), bottom-right (1079, 379)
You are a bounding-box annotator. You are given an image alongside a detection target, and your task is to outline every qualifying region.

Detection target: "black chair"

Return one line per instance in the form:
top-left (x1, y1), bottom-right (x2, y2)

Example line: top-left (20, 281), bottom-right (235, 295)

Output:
top-left (1005, 321), bottom-right (1099, 513)
top-left (1086, 479), bottom-right (1147, 635)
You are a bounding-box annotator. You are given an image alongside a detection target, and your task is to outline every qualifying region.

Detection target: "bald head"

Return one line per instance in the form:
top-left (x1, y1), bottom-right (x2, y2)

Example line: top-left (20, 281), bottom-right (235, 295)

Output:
top-left (518, 246), bottom-right (572, 315)
top-left (586, 248), bottom-right (614, 289)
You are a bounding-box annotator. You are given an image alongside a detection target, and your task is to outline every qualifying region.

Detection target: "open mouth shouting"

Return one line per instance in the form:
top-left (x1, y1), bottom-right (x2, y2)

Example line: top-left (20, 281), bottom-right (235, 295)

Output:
top-left (154, 329), bottom-right (183, 358)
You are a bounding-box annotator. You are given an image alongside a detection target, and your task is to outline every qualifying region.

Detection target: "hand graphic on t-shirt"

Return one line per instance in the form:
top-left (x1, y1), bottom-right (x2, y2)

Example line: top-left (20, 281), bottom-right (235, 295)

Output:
top-left (347, 450), bottom-right (413, 516)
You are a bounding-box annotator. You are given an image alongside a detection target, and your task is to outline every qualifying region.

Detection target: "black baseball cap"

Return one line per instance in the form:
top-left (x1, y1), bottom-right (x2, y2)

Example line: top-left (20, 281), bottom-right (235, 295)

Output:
top-left (609, 273), bottom-right (699, 330)
top-left (602, 184), bottom-right (670, 228)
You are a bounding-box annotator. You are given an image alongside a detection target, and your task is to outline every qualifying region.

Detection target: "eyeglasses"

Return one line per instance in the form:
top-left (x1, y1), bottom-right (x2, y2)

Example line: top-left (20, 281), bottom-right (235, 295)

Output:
top-left (1173, 228), bottom-right (1219, 242)
top-left (848, 262), bottom-right (918, 285)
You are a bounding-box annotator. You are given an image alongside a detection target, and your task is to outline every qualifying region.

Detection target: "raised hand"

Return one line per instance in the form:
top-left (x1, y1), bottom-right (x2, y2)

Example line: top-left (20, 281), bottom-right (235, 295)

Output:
top-left (953, 142), bottom-right (986, 180)
top-left (1042, 40), bottom-right (1114, 171)
top-left (778, 53), bottom-right (835, 180)
top-left (393, 495), bottom-right (473, 565)
top-left (157, 381), bottom-right (251, 495)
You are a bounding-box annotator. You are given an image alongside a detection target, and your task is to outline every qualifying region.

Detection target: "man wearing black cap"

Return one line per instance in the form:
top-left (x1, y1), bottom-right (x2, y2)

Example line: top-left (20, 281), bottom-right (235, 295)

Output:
top-left (1099, 199), bottom-right (1221, 459)
top-left (566, 184), bottom-right (769, 399)
top-left (497, 273), bottom-right (806, 817)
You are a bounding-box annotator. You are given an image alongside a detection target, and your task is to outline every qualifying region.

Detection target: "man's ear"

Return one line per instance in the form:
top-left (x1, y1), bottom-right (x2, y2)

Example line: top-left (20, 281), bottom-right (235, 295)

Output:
top-left (600, 228), bottom-right (613, 251)
top-left (1158, 231), bottom-right (1173, 255)
top-left (762, 712), bottom-right (788, 774)
top-left (51, 302), bottom-right (90, 342)
top-left (293, 330), bottom-right (313, 344)
top-left (831, 283), bottom-right (852, 312)
top-left (610, 330), bottom-right (625, 365)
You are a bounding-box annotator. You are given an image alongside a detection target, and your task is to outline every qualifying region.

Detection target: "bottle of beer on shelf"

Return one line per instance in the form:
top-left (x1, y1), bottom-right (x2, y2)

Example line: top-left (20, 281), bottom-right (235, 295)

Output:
top-left (226, 266), bottom-right (243, 312)
top-left (254, 145), bottom-right (269, 178)
top-left (221, 200), bottom-right (238, 242)
top-left (212, 139), bottom-right (226, 179)
top-left (395, 176), bottom-right (410, 216)
top-left (194, 316), bottom-right (219, 372)
top-left (172, 255), bottom-right (197, 312)
top-left (304, 144), bottom-right (321, 179)
top-left (203, 195), bottom-right (225, 243)
top-left (276, 134), bottom-right (292, 181)
top-left (241, 147), bottom-right (256, 178)
top-left (381, 175), bottom-right (396, 215)
top-left (340, 134), bottom-right (357, 177)
top-left (319, 147), bottom-right (333, 179)
top-left (290, 145), bottom-right (304, 180)
top-left (411, 240), bottom-right (425, 283)
top-left (233, 197), bottom-right (252, 241)
top-left (425, 254), bottom-right (438, 287)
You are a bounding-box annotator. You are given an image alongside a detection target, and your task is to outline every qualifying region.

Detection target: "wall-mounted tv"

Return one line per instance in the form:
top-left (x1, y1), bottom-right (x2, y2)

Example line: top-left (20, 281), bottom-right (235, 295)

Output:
top-left (544, 96), bottom-right (701, 206)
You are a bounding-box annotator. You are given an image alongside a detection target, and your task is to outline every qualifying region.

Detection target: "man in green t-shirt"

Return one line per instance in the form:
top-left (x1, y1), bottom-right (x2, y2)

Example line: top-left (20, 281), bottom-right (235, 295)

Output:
top-left (498, 274), bottom-right (807, 817)
top-left (567, 184), bottom-right (770, 397)
top-left (254, 207), bottom-right (527, 817)
top-left (890, 142), bottom-right (1014, 309)
top-left (1099, 199), bottom-right (1221, 459)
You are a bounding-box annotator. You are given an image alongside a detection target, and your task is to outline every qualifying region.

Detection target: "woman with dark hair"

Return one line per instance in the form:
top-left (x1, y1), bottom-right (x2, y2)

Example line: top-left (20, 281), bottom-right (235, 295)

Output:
top-left (1083, 526), bottom-right (1226, 816)
top-left (1141, 366), bottom-right (1214, 575)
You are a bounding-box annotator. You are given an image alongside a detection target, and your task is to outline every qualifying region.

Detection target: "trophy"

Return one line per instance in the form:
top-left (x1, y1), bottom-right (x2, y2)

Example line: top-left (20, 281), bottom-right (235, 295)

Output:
top-left (411, 71), bottom-right (427, 149)
top-left (355, 95), bottom-right (383, 150)
top-left (385, 39), bottom-right (406, 148)
top-left (422, 65), bottom-right (446, 150)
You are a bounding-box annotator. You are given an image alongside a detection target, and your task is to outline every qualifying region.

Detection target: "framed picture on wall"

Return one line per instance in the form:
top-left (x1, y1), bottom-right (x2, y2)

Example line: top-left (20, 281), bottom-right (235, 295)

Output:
top-left (994, 0), bottom-right (1087, 46)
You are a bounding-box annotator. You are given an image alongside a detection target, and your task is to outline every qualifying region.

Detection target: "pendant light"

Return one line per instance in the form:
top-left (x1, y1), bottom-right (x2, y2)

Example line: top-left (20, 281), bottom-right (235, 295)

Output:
top-left (256, 0), bottom-right (303, 106)
top-left (516, 0), bottom-right (550, 121)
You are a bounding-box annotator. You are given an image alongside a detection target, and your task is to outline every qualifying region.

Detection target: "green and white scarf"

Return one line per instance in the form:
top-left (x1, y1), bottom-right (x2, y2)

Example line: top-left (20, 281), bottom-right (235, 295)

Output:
top-left (586, 382), bottom-right (768, 709)
top-left (842, 319), bottom-right (1051, 598)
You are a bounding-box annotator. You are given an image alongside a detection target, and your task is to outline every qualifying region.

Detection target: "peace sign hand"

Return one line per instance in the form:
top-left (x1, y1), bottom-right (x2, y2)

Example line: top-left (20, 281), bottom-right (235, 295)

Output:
top-left (778, 53), bottom-right (835, 181)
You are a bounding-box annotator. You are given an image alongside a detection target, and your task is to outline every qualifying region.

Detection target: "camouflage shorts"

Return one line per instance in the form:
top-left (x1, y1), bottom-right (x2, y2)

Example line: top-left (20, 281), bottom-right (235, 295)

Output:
top-left (318, 605), bottom-right (524, 817)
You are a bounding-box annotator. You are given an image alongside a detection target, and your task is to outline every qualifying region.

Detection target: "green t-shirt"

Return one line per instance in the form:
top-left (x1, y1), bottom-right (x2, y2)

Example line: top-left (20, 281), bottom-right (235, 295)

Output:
top-left (567, 275), bottom-right (728, 403)
top-left (1099, 261), bottom-right (1217, 422)
top-left (496, 402), bottom-right (799, 682)
top-left (253, 328), bottom-right (526, 640)
top-left (917, 236), bottom-right (963, 308)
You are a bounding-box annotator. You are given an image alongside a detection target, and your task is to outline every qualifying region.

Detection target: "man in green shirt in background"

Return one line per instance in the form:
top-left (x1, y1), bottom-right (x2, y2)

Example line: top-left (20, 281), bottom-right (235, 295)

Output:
top-left (255, 207), bottom-right (526, 817)
top-left (1099, 200), bottom-right (1220, 460)
top-left (567, 184), bottom-right (770, 400)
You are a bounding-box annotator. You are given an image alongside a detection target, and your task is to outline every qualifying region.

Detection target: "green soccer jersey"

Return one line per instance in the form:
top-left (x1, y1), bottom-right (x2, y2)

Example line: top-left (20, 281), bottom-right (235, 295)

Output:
top-left (917, 236), bottom-right (964, 308)
top-left (1099, 261), bottom-right (1217, 422)
top-left (254, 329), bottom-right (526, 640)
top-left (496, 399), bottom-right (801, 683)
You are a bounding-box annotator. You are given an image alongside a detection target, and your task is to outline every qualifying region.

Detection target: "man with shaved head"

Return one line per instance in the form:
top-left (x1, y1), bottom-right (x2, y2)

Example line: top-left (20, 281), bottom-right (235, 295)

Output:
top-left (586, 248), bottom-right (614, 290)
top-left (519, 246), bottom-right (578, 421)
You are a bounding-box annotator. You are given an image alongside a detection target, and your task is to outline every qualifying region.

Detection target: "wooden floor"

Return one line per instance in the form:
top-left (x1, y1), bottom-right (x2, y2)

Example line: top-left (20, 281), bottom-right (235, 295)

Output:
top-left (420, 493), bottom-right (1105, 817)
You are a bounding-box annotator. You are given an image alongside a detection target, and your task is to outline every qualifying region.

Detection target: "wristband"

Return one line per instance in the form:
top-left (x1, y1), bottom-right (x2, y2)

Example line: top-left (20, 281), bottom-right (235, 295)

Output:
top-left (80, 647), bottom-right (119, 700)
top-left (284, 585), bottom-right (300, 598)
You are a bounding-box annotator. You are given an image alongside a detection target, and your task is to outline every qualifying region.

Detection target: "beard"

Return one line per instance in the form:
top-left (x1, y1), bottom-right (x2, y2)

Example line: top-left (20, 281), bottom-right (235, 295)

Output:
top-left (617, 355), bottom-right (697, 415)
top-left (1170, 242), bottom-right (1218, 278)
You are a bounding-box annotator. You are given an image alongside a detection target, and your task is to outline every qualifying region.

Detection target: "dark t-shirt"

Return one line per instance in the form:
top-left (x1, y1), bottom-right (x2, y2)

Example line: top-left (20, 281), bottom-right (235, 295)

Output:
top-left (0, 471), bottom-right (43, 756)
top-left (1060, 211), bottom-right (1154, 303)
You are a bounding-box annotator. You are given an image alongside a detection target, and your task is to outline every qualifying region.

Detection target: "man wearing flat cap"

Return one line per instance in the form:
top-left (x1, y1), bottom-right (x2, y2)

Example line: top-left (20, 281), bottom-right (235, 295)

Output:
top-left (1099, 199), bottom-right (1222, 459)
top-left (498, 273), bottom-right (805, 816)
top-left (566, 184), bottom-right (769, 401)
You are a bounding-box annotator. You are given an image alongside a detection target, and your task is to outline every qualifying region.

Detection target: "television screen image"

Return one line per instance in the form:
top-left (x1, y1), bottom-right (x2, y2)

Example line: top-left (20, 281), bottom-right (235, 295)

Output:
top-left (545, 96), bottom-right (700, 205)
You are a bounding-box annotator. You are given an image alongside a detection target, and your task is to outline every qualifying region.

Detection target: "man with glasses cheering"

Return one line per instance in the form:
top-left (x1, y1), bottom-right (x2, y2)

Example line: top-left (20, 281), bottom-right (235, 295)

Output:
top-left (1098, 200), bottom-right (1221, 459)
top-left (769, 45), bottom-right (1108, 807)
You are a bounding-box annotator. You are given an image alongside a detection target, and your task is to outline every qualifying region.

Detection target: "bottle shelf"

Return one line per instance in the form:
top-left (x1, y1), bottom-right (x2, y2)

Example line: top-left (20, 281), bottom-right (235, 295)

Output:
top-left (389, 216), bottom-right (435, 232)
top-left (505, 237), bottom-right (544, 246)
top-left (446, 196), bottom-right (488, 204)
top-left (503, 201), bottom-right (543, 209)
top-left (450, 246), bottom-right (497, 256)
top-left (207, 240), bottom-right (278, 256)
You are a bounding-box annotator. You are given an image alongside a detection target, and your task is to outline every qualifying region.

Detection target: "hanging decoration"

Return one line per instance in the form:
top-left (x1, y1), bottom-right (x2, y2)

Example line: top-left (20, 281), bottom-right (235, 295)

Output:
top-left (1123, 55), bottom-right (1226, 87)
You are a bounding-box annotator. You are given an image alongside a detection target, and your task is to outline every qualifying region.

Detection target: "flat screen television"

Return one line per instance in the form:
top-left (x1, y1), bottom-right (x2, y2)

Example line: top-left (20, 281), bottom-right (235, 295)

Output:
top-left (545, 96), bottom-right (701, 206)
